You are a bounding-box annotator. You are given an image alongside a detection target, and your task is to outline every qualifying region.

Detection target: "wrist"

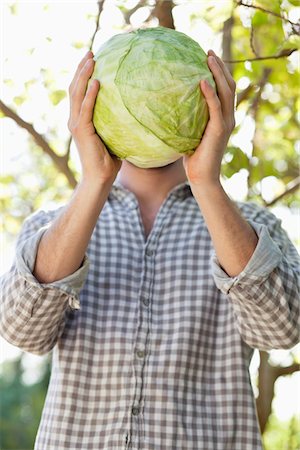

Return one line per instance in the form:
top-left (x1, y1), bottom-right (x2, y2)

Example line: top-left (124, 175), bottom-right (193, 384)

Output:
top-left (189, 179), bottom-right (226, 205)
top-left (78, 177), bottom-right (113, 197)
top-left (189, 178), bottom-right (223, 193)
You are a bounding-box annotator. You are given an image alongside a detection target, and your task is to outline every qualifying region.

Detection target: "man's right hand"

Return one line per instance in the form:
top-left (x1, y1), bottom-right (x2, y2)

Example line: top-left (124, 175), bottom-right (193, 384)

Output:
top-left (33, 52), bottom-right (122, 284)
top-left (68, 51), bottom-right (122, 185)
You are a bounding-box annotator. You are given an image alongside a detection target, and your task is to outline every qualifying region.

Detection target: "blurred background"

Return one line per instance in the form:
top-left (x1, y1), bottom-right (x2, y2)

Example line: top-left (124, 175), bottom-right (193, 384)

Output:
top-left (0, 1), bottom-right (299, 449)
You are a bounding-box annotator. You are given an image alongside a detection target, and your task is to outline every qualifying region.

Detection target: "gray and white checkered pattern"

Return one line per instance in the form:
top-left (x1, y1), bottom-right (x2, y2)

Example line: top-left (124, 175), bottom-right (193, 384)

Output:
top-left (1, 181), bottom-right (299, 450)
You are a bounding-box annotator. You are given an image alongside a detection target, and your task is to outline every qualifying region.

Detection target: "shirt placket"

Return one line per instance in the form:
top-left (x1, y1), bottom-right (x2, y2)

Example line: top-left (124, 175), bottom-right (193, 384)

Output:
top-left (124, 192), bottom-right (178, 450)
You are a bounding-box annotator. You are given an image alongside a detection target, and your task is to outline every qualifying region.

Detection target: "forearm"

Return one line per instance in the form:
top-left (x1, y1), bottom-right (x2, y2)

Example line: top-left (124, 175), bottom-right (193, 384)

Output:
top-left (33, 180), bottom-right (111, 283)
top-left (191, 181), bottom-right (258, 277)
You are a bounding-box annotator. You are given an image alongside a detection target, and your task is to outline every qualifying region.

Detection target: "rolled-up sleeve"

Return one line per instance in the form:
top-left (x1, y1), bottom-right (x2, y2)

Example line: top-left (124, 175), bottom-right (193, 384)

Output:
top-left (211, 206), bottom-right (300, 351)
top-left (0, 209), bottom-right (89, 355)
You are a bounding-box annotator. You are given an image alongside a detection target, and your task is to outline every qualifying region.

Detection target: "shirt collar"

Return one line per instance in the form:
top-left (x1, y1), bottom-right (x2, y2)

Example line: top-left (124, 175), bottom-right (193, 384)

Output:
top-left (109, 179), bottom-right (193, 204)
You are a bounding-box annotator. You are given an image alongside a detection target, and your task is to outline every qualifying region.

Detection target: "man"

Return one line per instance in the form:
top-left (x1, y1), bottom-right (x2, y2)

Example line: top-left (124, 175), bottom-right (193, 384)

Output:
top-left (0, 49), bottom-right (299, 450)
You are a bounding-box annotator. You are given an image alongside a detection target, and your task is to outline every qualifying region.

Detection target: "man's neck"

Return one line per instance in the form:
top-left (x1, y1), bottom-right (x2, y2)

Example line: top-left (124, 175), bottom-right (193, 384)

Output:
top-left (117, 158), bottom-right (187, 209)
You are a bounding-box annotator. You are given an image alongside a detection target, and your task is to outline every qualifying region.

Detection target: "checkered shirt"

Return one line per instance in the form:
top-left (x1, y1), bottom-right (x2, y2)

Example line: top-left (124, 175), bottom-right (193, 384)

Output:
top-left (1, 180), bottom-right (299, 450)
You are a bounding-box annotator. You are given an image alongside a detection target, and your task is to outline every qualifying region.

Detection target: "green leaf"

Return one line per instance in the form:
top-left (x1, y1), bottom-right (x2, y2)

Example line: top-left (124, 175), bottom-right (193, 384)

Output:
top-left (13, 95), bottom-right (26, 106)
top-left (190, 2), bottom-right (233, 31)
top-left (9, 3), bottom-right (18, 15)
top-left (72, 41), bottom-right (86, 49)
top-left (256, 0), bottom-right (281, 13)
top-left (48, 90), bottom-right (67, 106)
top-left (280, 35), bottom-right (300, 51)
top-left (223, 147), bottom-right (249, 178)
top-left (3, 79), bottom-right (14, 87)
top-left (25, 79), bottom-right (37, 90)
top-left (0, 174), bottom-right (15, 184)
top-left (40, 68), bottom-right (54, 89)
top-left (252, 11), bottom-right (269, 27)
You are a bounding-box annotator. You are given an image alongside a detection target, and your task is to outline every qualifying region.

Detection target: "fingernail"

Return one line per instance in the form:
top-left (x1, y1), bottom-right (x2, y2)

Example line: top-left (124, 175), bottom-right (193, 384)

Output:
top-left (208, 55), bottom-right (215, 64)
top-left (92, 79), bottom-right (100, 89)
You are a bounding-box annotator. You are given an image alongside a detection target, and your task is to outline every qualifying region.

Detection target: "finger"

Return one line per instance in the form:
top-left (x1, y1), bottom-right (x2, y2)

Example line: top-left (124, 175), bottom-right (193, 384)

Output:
top-left (207, 55), bottom-right (234, 117)
top-left (70, 58), bottom-right (96, 122)
top-left (208, 50), bottom-right (236, 92)
top-left (200, 79), bottom-right (224, 128)
top-left (69, 51), bottom-right (93, 94)
top-left (80, 79), bottom-right (100, 125)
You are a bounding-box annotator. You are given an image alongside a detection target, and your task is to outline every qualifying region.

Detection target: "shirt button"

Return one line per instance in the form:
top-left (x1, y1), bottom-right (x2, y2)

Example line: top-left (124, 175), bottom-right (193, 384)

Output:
top-left (132, 406), bottom-right (139, 416)
top-left (142, 296), bottom-right (150, 307)
top-left (136, 350), bottom-right (145, 358)
top-left (145, 248), bottom-right (153, 257)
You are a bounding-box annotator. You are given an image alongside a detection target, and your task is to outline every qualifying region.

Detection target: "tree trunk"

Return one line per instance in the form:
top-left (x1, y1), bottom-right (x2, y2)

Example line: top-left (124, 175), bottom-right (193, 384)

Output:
top-left (153, 0), bottom-right (174, 29)
top-left (256, 351), bottom-right (277, 433)
top-left (256, 351), bottom-right (300, 433)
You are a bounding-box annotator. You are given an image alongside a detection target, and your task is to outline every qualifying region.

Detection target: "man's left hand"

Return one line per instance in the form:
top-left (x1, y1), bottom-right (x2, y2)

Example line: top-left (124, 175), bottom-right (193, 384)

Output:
top-left (183, 49), bottom-right (236, 186)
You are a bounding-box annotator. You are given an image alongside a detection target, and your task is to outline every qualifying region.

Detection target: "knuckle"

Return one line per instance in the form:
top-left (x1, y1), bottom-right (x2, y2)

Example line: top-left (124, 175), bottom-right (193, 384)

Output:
top-left (214, 122), bottom-right (226, 138)
top-left (68, 122), bottom-right (80, 136)
top-left (224, 86), bottom-right (232, 97)
top-left (226, 119), bottom-right (235, 133)
top-left (72, 124), bottom-right (80, 135)
top-left (220, 125), bottom-right (226, 136)
top-left (71, 90), bottom-right (79, 102)
top-left (213, 99), bottom-right (222, 110)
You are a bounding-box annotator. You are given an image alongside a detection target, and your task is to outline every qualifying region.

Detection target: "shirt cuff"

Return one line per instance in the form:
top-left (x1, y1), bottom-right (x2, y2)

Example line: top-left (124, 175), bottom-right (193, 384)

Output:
top-left (211, 220), bottom-right (283, 295)
top-left (15, 225), bottom-right (90, 307)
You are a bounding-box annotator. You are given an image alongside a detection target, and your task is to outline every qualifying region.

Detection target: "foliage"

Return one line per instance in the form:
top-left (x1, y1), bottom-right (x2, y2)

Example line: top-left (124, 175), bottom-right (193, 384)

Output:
top-left (0, 354), bottom-right (51, 450)
top-left (0, 0), bottom-right (299, 448)
top-left (0, 354), bottom-right (299, 450)
top-left (1, 0), bottom-right (299, 222)
top-left (263, 413), bottom-right (300, 450)
top-left (0, 142), bottom-right (73, 240)
top-left (226, 2), bottom-right (299, 206)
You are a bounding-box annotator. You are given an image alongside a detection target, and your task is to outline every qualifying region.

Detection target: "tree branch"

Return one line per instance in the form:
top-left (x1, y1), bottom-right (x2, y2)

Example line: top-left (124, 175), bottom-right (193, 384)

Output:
top-left (222, 16), bottom-right (234, 75)
top-left (236, 0), bottom-right (300, 31)
top-left (224, 47), bottom-right (298, 63)
top-left (274, 363), bottom-right (300, 379)
top-left (89, 0), bottom-right (105, 51)
top-left (1, 2), bottom-right (106, 191)
top-left (0, 99), bottom-right (77, 188)
top-left (264, 176), bottom-right (300, 207)
top-left (250, 22), bottom-right (259, 57)
top-left (250, 68), bottom-right (272, 118)
top-left (236, 84), bottom-right (255, 106)
top-left (246, 68), bottom-right (272, 197)
top-left (64, 134), bottom-right (73, 162)
top-left (123, 0), bottom-right (148, 25)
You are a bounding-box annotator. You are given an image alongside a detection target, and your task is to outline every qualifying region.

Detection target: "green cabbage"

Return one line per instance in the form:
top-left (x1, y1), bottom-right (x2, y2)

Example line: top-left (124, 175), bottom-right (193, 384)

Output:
top-left (92, 27), bottom-right (215, 168)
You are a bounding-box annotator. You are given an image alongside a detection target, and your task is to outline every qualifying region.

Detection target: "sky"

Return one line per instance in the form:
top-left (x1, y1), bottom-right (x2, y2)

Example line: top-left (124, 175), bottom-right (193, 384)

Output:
top-left (0, 0), bottom-right (299, 423)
